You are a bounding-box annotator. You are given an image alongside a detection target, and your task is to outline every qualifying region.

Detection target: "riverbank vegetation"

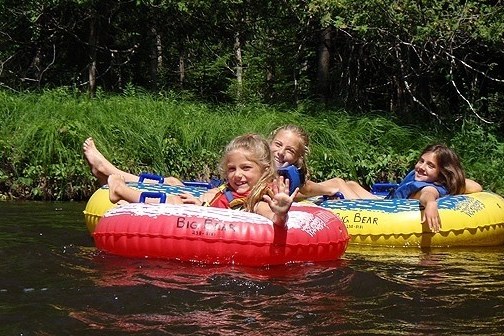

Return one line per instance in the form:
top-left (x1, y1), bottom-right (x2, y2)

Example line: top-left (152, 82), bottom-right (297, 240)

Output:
top-left (1, 89), bottom-right (503, 201)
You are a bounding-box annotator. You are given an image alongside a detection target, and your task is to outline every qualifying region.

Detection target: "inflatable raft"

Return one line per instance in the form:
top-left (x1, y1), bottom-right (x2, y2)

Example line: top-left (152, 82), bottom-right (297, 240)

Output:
top-left (317, 191), bottom-right (504, 247)
top-left (93, 202), bottom-right (349, 266)
top-left (84, 183), bottom-right (504, 247)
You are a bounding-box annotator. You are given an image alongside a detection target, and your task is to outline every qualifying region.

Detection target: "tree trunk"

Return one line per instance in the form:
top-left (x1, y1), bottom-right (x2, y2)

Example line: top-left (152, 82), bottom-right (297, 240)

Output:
top-left (179, 45), bottom-right (185, 87)
top-left (88, 9), bottom-right (98, 97)
top-left (317, 26), bottom-right (333, 102)
top-left (149, 26), bottom-right (163, 89)
top-left (234, 32), bottom-right (243, 100)
top-left (30, 47), bottom-right (42, 88)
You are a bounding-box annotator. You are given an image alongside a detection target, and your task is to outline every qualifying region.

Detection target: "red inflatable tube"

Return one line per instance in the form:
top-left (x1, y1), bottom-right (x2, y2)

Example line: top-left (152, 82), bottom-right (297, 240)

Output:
top-left (93, 203), bottom-right (349, 266)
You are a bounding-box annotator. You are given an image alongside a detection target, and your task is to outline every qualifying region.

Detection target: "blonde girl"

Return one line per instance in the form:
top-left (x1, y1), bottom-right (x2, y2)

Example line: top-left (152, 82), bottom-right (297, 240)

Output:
top-left (268, 124), bottom-right (341, 198)
top-left (107, 134), bottom-right (298, 227)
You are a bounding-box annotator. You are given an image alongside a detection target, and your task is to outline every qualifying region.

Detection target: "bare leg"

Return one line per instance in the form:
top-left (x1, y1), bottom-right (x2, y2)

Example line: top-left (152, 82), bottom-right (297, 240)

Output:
top-left (83, 137), bottom-right (136, 185)
top-left (83, 137), bottom-right (184, 186)
top-left (316, 177), bottom-right (378, 199)
top-left (316, 178), bottom-right (345, 196)
top-left (164, 176), bottom-right (184, 185)
top-left (108, 174), bottom-right (141, 203)
top-left (345, 181), bottom-right (378, 199)
top-left (298, 179), bottom-right (342, 198)
top-left (108, 174), bottom-right (184, 204)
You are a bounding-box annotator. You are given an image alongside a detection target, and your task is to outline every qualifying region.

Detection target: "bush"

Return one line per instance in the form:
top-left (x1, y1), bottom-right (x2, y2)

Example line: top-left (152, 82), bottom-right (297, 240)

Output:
top-left (0, 89), bottom-right (502, 200)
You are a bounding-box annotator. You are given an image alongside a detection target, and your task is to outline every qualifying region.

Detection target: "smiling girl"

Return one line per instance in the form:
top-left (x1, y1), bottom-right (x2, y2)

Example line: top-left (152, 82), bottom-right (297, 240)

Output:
top-left (327, 144), bottom-right (482, 232)
top-left (267, 124), bottom-right (342, 198)
top-left (107, 134), bottom-right (298, 228)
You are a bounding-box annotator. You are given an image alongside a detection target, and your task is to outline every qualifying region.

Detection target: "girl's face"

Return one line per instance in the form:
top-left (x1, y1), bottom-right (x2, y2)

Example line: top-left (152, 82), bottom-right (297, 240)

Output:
top-left (225, 149), bottom-right (264, 195)
top-left (270, 130), bottom-right (302, 168)
top-left (414, 151), bottom-right (440, 183)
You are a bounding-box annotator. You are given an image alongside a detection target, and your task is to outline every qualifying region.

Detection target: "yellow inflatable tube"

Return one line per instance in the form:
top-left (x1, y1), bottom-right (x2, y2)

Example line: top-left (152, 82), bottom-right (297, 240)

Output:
top-left (83, 187), bottom-right (115, 233)
top-left (317, 192), bottom-right (504, 247)
top-left (83, 183), bottom-right (207, 233)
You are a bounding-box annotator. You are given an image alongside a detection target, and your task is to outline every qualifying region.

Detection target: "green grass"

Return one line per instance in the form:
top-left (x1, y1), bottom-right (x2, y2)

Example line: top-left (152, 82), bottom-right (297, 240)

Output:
top-left (1, 89), bottom-right (502, 200)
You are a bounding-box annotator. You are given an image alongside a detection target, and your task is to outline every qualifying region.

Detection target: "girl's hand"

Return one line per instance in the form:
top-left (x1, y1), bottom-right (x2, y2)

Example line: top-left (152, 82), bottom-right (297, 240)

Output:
top-left (422, 200), bottom-right (441, 232)
top-left (179, 193), bottom-right (203, 206)
top-left (415, 187), bottom-right (441, 232)
top-left (263, 176), bottom-right (298, 226)
top-left (200, 188), bottom-right (219, 204)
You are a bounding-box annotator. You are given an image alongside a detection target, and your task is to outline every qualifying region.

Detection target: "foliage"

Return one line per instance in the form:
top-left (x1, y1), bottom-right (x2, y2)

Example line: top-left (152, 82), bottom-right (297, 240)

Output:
top-left (1, 89), bottom-right (502, 200)
top-left (312, 0), bottom-right (504, 126)
top-left (1, 0), bottom-right (502, 132)
top-left (303, 113), bottom-right (431, 187)
top-left (451, 120), bottom-right (504, 194)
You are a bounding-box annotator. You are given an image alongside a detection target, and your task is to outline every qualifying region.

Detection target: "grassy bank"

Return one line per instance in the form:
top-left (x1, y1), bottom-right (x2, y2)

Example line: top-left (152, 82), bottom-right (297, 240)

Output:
top-left (1, 89), bottom-right (503, 200)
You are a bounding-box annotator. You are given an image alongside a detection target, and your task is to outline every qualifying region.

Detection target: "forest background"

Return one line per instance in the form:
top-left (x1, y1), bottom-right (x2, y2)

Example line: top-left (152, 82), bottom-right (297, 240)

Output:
top-left (1, 0), bottom-right (503, 200)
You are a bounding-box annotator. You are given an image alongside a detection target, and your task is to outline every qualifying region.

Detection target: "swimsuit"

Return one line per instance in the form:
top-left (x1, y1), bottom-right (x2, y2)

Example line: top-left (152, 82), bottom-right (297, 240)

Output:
top-left (386, 170), bottom-right (449, 199)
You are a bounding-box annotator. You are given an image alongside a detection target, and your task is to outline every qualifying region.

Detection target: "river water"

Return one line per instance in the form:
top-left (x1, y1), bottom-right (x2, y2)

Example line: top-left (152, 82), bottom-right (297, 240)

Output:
top-left (1, 201), bottom-right (503, 335)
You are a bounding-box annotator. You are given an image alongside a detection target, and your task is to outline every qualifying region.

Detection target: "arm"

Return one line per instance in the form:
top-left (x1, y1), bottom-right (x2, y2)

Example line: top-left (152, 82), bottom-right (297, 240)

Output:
top-left (464, 178), bottom-right (482, 194)
top-left (413, 186), bottom-right (441, 233)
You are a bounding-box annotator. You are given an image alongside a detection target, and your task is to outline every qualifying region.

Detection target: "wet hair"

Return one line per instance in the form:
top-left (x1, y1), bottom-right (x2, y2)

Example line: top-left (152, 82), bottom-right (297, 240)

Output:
top-left (269, 124), bottom-right (310, 182)
top-left (219, 133), bottom-right (276, 211)
top-left (420, 144), bottom-right (466, 195)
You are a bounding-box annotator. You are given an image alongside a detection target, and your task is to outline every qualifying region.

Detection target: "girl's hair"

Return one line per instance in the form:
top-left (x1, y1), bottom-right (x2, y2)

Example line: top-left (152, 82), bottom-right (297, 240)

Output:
top-left (269, 124), bottom-right (310, 182)
top-left (421, 144), bottom-right (466, 195)
top-left (219, 133), bottom-right (276, 211)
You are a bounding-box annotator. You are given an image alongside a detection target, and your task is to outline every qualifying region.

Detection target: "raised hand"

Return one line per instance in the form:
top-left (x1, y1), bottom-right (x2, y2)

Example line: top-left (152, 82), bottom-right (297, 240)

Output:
top-left (263, 176), bottom-right (299, 227)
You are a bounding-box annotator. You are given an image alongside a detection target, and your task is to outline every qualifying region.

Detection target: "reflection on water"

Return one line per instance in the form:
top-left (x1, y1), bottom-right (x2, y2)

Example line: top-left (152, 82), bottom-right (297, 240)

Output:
top-left (0, 201), bottom-right (503, 335)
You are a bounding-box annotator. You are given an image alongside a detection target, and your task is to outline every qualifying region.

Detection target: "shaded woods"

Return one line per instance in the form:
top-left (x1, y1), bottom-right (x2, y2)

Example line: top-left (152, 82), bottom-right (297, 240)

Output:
top-left (1, 1), bottom-right (503, 127)
top-left (1, 1), bottom-right (503, 200)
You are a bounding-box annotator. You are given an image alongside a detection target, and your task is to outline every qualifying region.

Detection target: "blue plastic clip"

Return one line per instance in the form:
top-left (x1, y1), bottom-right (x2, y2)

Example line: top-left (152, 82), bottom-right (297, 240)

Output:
top-left (183, 181), bottom-right (212, 188)
top-left (139, 191), bottom-right (167, 203)
top-left (138, 172), bottom-right (164, 184)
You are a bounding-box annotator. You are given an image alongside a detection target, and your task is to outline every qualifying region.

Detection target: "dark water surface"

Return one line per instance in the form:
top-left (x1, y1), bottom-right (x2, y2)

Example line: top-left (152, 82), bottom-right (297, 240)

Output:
top-left (1, 201), bottom-right (503, 335)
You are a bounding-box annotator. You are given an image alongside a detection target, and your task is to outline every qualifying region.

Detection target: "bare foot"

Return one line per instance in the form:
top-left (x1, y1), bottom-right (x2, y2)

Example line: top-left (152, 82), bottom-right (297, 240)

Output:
top-left (83, 137), bottom-right (119, 185)
top-left (108, 174), bottom-right (128, 204)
